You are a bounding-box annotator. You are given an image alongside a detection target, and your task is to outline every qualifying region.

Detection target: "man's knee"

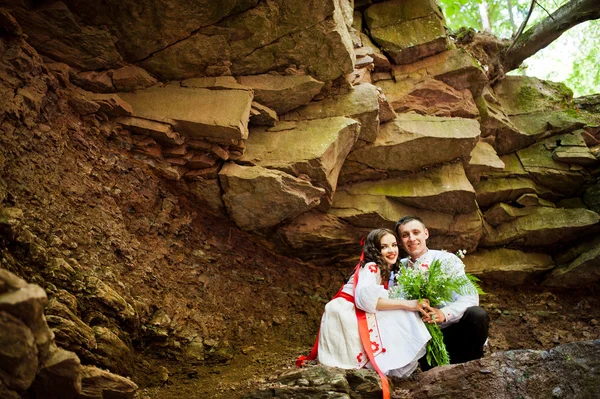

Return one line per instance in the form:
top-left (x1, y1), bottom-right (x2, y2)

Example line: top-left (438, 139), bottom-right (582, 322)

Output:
top-left (462, 306), bottom-right (489, 340)
top-left (464, 306), bottom-right (489, 325)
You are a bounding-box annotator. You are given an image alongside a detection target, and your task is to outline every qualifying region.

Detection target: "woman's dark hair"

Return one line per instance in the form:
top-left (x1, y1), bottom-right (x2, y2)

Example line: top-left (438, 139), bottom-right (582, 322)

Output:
top-left (360, 228), bottom-right (398, 283)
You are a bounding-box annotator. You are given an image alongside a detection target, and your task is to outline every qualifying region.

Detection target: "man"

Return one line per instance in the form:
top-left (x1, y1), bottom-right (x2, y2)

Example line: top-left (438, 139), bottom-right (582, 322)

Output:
top-left (395, 215), bottom-right (489, 369)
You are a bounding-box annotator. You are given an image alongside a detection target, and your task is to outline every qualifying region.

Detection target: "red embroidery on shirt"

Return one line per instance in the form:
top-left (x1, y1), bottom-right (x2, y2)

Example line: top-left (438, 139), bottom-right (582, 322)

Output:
top-left (371, 341), bottom-right (380, 352)
top-left (368, 264), bottom-right (378, 273)
top-left (382, 348), bottom-right (387, 353)
top-left (421, 263), bottom-right (429, 269)
top-left (357, 352), bottom-right (363, 363)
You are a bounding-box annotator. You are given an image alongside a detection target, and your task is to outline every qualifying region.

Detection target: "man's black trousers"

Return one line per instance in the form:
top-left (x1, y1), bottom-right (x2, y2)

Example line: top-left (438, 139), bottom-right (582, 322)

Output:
top-left (420, 306), bottom-right (490, 371)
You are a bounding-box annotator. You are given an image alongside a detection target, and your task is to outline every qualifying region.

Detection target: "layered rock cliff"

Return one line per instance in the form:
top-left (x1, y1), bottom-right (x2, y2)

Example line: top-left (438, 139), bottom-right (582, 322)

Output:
top-left (1, 0), bottom-right (599, 398)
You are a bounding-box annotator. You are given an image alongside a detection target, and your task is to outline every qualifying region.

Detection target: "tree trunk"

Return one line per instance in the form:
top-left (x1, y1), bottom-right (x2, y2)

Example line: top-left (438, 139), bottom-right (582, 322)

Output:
top-left (506, 0), bottom-right (517, 35)
top-left (501, 0), bottom-right (600, 72)
top-left (479, 0), bottom-right (491, 32)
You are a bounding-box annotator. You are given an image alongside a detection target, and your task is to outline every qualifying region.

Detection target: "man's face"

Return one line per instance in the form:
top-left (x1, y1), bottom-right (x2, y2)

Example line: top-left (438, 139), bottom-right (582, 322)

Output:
top-left (398, 220), bottom-right (429, 260)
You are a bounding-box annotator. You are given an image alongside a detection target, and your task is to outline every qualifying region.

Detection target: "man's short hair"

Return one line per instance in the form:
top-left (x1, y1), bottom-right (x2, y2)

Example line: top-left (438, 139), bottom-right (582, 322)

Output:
top-left (395, 215), bottom-right (427, 234)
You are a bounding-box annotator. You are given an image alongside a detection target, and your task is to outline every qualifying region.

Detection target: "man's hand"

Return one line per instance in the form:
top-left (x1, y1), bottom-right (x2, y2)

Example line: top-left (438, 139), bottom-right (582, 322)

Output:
top-left (421, 304), bottom-right (446, 324)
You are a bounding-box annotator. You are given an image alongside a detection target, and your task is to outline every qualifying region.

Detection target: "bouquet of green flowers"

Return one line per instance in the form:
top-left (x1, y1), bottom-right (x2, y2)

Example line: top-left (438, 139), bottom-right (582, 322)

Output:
top-left (388, 250), bottom-right (483, 367)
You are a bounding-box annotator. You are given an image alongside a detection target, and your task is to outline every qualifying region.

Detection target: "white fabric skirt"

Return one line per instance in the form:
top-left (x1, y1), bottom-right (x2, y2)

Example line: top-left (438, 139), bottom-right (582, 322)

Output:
top-left (317, 297), bottom-right (430, 377)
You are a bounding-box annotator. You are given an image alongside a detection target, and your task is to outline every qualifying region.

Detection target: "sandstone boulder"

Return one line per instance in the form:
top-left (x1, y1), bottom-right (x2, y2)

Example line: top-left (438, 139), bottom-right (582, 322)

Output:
top-left (0, 280), bottom-right (53, 354)
top-left (364, 0), bottom-right (448, 65)
top-left (249, 102), bottom-right (279, 127)
top-left (189, 178), bottom-right (226, 217)
top-left (111, 65), bottom-right (157, 92)
top-left (551, 131), bottom-right (598, 166)
top-left (119, 85), bottom-right (253, 141)
top-left (330, 191), bottom-right (482, 253)
top-left (465, 141), bottom-right (505, 181)
top-left (397, 340), bottom-right (600, 399)
top-left (474, 177), bottom-right (554, 209)
top-left (276, 211), bottom-right (367, 265)
top-left (543, 237), bottom-right (600, 288)
top-left (342, 163), bottom-right (477, 214)
top-left (341, 114), bottom-right (480, 182)
top-left (0, 311), bottom-right (38, 391)
top-left (463, 248), bottom-right (555, 285)
top-left (392, 48), bottom-right (488, 97)
top-left (0, 270), bottom-right (137, 398)
top-left (90, 326), bottom-right (134, 377)
top-left (236, 74), bottom-right (324, 115)
top-left (357, 32), bottom-right (392, 70)
top-left (509, 110), bottom-right (589, 142)
top-left (481, 207), bottom-right (600, 247)
top-left (283, 83), bottom-right (380, 143)
top-left (516, 193), bottom-right (555, 208)
top-left (517, 132), bottom-right (590, 196)
top-left (477, 94), bottom-right (528, 155)
top-left (584, 180), bottom-right (600, 213)
top-left (11, 3), bottom-right (121, 70)
top-left (115, 116), bottom-right (184, 147)
top-left (482, 203), bottom-right (521, 226)
top-left (137, 1), bottom-right (354, 82)
top-left (243, 366), bottom-right (380, 399)
top-left (79, 365), bottom-right (138, 399)
top-left (376, 77), bottom-right (479, 118)
top-left (482, 153), bottom-right (529, 179)
top-left (79, 92), bottom-right (133, 116)
top-left (219, 163), bottom-right (325, 231)
top-left (493, 76), bottom-right (573, 116)
top-left (72, 71), bottom-right (115, 93)
top-left (45, 298), bottom-right (97, 355)
top-left (242, 117), bottom-right (360, 203)
top-left (30, 348), bottom-right (81, 399)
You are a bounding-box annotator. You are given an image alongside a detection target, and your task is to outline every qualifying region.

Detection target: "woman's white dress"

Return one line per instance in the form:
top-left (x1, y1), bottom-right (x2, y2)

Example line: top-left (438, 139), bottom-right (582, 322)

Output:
top-left (317, 262), bottom-right (431, 377)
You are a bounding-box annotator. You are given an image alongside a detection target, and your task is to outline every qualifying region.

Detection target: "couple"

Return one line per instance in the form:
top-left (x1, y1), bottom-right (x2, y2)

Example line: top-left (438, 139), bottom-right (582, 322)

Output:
top-left (298, 216), bottom-right (489, 384)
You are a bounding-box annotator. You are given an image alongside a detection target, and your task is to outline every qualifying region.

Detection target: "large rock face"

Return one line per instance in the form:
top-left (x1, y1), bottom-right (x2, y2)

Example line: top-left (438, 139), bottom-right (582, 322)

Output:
top-left (118, 84), bottom-right (253, 141)
top-left (542, 237), bottom-right (600, 287)
top-left (493, 76), bottom-right (574, 116)
top-left (340, 114), bottom-right (480, 183)
top-left (242, 117), bottom-right (360, 203)
top-left (377, 77), bottom-right (479, 118)
top-left (341, 163), bottom-right (477, 214)
top-left (364, 0), bottom-right (448, 65)
top-left (392, 48), bottom-right (488, 97)
top-left (236, 74), bottom-right (325, 115)
top-left (8, 0), bottom-right (356, 82)
top-left (481, 206), bottom-right (600, 247)
top-left (463, 248), bottom-right (555, 285)
top-left (219, 163), bottom-right (326, 231)
top-left (516, 132), bottom-right (592, 197)
top-left (283, 83), bottom-right (381, 143)
top-left (330, 190), bottom-right (483, 254)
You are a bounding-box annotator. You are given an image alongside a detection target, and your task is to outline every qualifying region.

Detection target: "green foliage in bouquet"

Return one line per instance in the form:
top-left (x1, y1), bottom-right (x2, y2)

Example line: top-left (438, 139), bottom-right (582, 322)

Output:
top-left (389, 253), bottom-right (484, 367)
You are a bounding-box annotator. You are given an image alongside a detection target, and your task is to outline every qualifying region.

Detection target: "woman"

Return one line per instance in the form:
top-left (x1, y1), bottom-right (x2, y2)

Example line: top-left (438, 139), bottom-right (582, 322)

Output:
top-left (298, 228), bottom-right (431, 392)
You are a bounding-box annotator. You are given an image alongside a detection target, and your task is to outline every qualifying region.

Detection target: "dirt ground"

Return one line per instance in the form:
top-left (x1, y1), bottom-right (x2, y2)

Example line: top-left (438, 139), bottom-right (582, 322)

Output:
top-left (136, 270), bottom-right (600, 399)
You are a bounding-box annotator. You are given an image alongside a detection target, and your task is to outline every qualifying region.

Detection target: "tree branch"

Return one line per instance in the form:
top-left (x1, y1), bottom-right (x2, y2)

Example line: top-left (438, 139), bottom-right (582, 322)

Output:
top-left (501, 0), bottom-right (600, 73)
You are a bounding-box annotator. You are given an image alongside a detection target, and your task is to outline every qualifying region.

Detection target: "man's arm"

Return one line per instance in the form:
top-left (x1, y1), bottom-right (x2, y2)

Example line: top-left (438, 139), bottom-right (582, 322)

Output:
top-left (423, 252), bottom-right (479, 327)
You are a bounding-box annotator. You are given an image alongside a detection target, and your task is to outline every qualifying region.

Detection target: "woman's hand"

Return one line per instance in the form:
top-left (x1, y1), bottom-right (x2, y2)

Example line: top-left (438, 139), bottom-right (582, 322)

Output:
top-left (405, 299), bottom-right (429, 317)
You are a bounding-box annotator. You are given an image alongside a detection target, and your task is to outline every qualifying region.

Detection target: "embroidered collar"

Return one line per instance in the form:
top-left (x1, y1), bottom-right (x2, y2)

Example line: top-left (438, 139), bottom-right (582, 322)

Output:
top-left (407, 248), bottom-right (429, 268)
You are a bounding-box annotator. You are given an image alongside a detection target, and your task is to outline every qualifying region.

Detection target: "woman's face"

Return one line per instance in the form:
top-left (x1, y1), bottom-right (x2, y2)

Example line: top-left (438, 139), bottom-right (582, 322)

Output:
top-left (380, 233), bottom-right (398, 266)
